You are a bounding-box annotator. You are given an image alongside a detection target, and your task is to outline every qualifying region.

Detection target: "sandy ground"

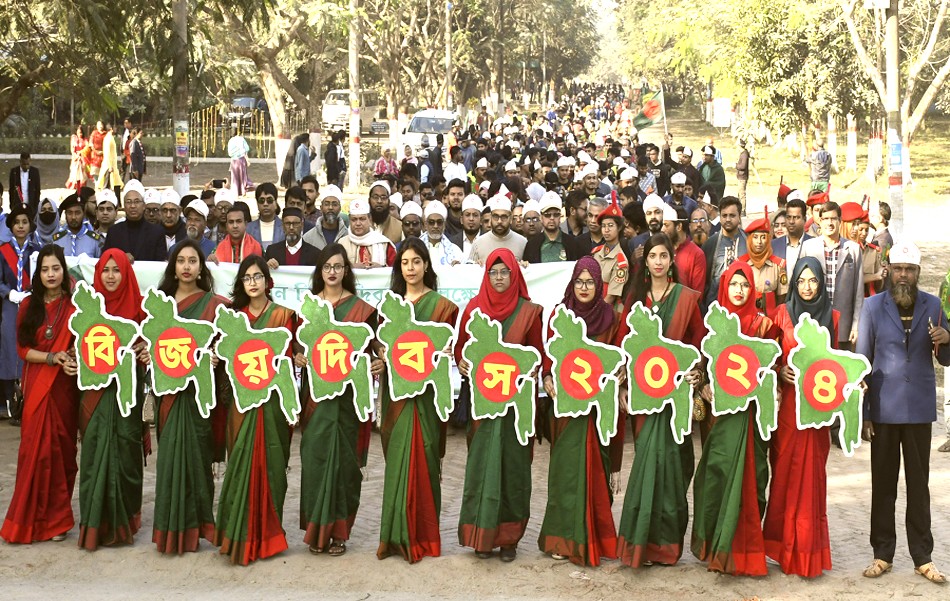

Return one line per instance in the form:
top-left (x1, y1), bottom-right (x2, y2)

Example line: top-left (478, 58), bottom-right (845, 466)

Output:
top-left (1, 158), bottom-right (950, 600)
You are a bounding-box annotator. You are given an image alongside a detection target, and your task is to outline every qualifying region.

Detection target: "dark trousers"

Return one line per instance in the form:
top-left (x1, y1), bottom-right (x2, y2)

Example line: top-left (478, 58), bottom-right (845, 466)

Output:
top-left (870, 422), bottom-right (933, 566)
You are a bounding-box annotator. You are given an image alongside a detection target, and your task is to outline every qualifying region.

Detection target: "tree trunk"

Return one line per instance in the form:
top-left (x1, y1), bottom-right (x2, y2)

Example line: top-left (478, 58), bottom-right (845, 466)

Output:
top-left (259, 63), bottom-right (288, 140)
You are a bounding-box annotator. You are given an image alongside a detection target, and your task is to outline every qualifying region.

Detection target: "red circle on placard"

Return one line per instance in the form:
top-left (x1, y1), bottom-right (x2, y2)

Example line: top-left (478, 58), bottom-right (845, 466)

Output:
top-left (803, 359), bottom-right (847, 412)
top-left (714, 344), bottom-right (761, 397)
top-left (81, 324), bottom-right (121, 375)
top-left (392, 330), bottom-right (435, 382)
top-left (475, 351), bottom-right (519, 403)
top-left (559, 348), bottom-right (604, 401)
top-left (311, 330), bottom-right (353, 383)
top-left (155, 327), bottom-right (198, 378)
top-left (633, 346), bottom-right (678, 399)
top-left (233, 339), bottom-right (274, 390)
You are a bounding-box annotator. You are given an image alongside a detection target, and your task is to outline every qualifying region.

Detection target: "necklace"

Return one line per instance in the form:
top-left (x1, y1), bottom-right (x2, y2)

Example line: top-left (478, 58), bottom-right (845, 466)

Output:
top-left (321, 288), bottom-right (344, 306)
top-left (647, 280), bottom-right (673, 313)
top-left (44, 295), bottom-right (66, 340)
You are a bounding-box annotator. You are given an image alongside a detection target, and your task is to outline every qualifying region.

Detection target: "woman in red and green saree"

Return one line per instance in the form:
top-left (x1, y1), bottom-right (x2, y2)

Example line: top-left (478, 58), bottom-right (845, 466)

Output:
top-left (377, 238), bottom-right (458, 563)
top-left (455, 248), bottom-right (544, 562)
top-left (214, 255), bottom-right (296, 565)
top-left (152, 239), bottom-right (230, 554)
top-left (616, 233), bottom-right (706, 568)
top-left (691, 261), bottom-right (775, 576)
top-left (762, 257), bottom-right (837, 577)
top-left (1, 245), bottom-right (80, 543)
top-left (78, 249), bottom-right (148, 550)
top-left (538, 256), bottom-right (622, 567)
top-left (299, 243), bottom-right (380, 557)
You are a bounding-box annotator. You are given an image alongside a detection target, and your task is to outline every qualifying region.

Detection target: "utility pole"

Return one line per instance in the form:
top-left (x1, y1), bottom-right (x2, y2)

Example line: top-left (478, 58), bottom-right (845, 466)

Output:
top-left (445, 1), bottom-right (453, 109)
top-left (347, 0), bottom-right (361, 192)
top-left (171, 0), bottom-right (190, 195)
top-left (884, 0), bottom-right (903, 236)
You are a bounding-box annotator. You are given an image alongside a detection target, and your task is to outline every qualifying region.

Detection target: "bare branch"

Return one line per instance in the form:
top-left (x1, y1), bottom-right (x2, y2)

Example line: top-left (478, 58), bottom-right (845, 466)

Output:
top-left (838, 0), bottom-right (888, 105)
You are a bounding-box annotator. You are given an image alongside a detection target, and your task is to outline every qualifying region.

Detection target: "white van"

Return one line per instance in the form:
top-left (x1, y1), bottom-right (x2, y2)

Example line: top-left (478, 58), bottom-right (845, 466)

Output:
top-left (403, 109), bottom-right (457, 153)
top-left (321, 89), bottom-right (385, 132)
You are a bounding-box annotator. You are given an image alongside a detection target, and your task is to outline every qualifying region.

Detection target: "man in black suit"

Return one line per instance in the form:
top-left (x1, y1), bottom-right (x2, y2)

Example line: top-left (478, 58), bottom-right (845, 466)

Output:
top-left (522, 192), bottom-right (585, 263)
top-left (103, 180), bottom-right (167, 262)
top-left (264, 208), bottom-right (319, 268)
top-left (8, 152), bottom-right (41, 215)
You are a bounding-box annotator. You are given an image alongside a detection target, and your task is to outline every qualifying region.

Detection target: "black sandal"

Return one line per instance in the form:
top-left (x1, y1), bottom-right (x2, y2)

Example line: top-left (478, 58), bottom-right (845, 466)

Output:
top-left (328, 540), bottom-right (347, 556)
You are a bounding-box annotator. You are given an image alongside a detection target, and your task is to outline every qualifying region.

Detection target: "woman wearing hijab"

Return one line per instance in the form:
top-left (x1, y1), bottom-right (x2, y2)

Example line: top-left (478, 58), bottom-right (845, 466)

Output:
top-left (214, 256), bottom-right (296, 565)
top-left (616, 233), bottom-right (706, 568)
top-left (78, 249), bottom-right (149, 550)
top-left (0, 207), bottom-right (40, 424)
top-left (376, 239), bottom-right (458, 563)
top-left (152, 239), bottom-right (230, 554)
top-left (34, 198), bottom-right (60, 246)
top-left (537, 257), bottom-right (623, 567)
top-left (1, 245), bottom-right (79, 543)
top-left (691, 261), bottom-right (775, 576)
top-left (455, 248), bottom-right (544, 562)
top-left (762, 257), bottom-right (838, 577)
top-left (299, 243), bottom-right (379, 557)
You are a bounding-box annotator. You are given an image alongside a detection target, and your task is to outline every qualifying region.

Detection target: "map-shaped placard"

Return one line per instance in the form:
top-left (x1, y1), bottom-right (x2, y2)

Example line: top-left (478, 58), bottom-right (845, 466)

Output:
top-left (700, 303), bottom-right (781, 440)
top-left (787, 315), bottom-right (872, 456)
top-left (377, 291), bottom-right (456, 421)
top-left (460, 309), bottom-right (541, 446)
top-left (622, 302), bottom-right (702, 444)
top-left (545, 305), bottom-right (624, 446)
top-left (297, 293), bottom-right (375, 422)
top-left (68, 281), bottom-right (141, 417)
top-left (140, 289), bottom-right (220, 418)
top-left (214, 306), bottom-right (301, 425)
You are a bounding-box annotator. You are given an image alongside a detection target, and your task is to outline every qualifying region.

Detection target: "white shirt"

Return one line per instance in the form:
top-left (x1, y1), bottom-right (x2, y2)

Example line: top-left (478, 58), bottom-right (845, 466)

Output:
top-left (424, 235), bottom-right (464, 267)
top-left (286, 238), bottom-right (302, 255)
top-left (20, 169), bottom-right (29, 200)
top-left (443, 161), bottom-right (468, 183)
top-left (260, 220), bottom-right (275, 247)
top-left (462, 233), bottom-right (479, 259)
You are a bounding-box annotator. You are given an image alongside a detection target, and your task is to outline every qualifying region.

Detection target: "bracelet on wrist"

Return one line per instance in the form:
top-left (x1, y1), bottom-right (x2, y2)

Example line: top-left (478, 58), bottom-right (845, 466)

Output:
top-left (46, 352), bottom-right (55, 366)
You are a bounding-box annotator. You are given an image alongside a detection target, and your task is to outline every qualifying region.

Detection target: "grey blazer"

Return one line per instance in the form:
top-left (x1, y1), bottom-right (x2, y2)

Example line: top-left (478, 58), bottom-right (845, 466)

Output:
top-left (800, 236), bottom-right (864, 343)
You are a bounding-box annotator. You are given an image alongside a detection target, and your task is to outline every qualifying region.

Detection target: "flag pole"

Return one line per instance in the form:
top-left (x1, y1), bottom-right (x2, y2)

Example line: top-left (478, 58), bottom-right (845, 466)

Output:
top-left (660, 82), bottom-right (669, 136)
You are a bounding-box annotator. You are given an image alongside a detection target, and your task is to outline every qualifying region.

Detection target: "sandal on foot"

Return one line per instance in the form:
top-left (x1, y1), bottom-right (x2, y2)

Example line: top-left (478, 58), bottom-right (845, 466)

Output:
top-left (938, 440), bottom-right (950, 453)
top-left (475, 551), bottom-right (492, 559)
top-left (915, 562), bottom-right (947, 584)
top-left (551, 553), bottom-right (568, 561)
top-left (328, 540), bottom-right (347, 556)
top-left (863, 559), bottom-right (893, 578)
top-left (308, 545), bottom-right (325, 555)
top-left (500, 546), bottom-right (517, 562)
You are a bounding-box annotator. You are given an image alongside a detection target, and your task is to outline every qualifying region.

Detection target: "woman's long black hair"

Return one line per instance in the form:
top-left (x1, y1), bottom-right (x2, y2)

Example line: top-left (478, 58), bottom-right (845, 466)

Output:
top-left (311, 243), bottom-right (357, 296)
top-left (390, 237), bottom-right (438, 297)
top-left (18, 244), bottom-right (71, 346)
top-left (157, 238), bottom-right (215, 297)
top-left (627, 233), bottom-right (680, 306)
top-left (230, 255), bottom-right (272, 311)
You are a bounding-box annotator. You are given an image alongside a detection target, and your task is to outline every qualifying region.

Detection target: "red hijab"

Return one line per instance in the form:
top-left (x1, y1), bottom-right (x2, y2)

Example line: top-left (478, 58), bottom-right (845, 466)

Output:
top-left (717, 261), bottom-right (760, 336)
top-left (93, 248), bottom-right (145, 322)
top-left (467, 248), bottom-right (530, 322)
top-left (563, 256), bottom-right (615, 336)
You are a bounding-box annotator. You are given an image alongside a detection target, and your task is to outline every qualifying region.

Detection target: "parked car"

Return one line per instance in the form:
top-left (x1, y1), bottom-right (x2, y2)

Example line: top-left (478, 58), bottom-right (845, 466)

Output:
top-left (402, 109), bottom-right (457, 153)
top-left (321, 89), bottom-right (385, 133)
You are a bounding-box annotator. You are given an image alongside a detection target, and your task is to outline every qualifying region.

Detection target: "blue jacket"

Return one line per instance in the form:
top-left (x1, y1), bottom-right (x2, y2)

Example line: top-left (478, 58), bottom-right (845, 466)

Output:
top-left (771, 233), bottom-right (813, 261)
top-left (857, 290), bottom-right (950, 424)
top-left (246, 218), bottom-right (284, 253)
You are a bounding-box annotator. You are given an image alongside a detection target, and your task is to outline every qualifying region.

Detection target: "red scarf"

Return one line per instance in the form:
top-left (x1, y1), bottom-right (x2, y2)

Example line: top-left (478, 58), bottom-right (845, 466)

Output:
top-left (93, 248), bottom-right (145, 321)
top-left (717, 261), bottom-right (761, 336)
top-left (467, 248), bottom-right (529, 322)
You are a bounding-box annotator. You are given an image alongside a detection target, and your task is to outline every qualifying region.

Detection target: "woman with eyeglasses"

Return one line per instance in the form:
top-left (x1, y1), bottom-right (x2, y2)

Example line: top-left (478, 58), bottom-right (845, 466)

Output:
top-left (152, 239), bottom-right (230, 554)
top-left (537, 256), bottom-right (625, 566)
top-left (377, 238), bottom-right (458, 563)
top-left (299, 243), bottom-right (380, 557)
top-left (691, 261), bottom-right (776, 576)
top-left (762, 257), bottom-right (838, 577)
top-left (77, 249), bottom-right (149, 550)
top-left (615, 233), bottom-right (706, 568)
top-left (1, 245), bottom-right (79, 543)
top-left (214, 256), bottom-right (297, 565)
top-left (454, 248), bottom-right (544, 562)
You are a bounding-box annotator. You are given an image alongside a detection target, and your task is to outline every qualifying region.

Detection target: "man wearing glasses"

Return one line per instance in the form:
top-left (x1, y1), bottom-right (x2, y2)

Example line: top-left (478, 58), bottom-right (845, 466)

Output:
top-left (103, 180), bottom-right (167, 262)
top-left (523, 192), bottom-right (584, 264)
top-left (467, 195), bottom-right (527, 265)
top-left (421, 201), bottom-right (464, 266)
top-left (247, 182), bottom-right (284, 253)
top-left (264, 207), bottom-right (319, 268)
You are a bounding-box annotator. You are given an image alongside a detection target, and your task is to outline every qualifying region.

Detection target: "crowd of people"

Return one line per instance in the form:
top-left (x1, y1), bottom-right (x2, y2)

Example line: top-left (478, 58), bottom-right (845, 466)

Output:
top-left (0, 84), bottom-right (948, 585)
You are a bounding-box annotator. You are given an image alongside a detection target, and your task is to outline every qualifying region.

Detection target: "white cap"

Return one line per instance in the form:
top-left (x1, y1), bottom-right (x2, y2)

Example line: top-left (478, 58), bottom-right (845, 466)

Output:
top-left (619, 167), bottom-right (637, 181)
top-left (620, 148), bottom-right (631, 158)
top-left (184, 199), bottom-right (209, 219)
top-left (121, 180), bottom-right (145, 200)
top-left (580, 163), bottom-right (599, 178)
top-left (349, 197), bottom-right (371, 215)
top-left (681, 146), bottom-right (694, 158)
top-left (369, 180), bottom-right (391, 195)
top-left (643, 194), bottom-right (665, 213)
top-left (555, 156), bottom-right (571, 168)
top-left (786, 189), bottom-right (804, 203)
top-left (538, 191), bottom-right (562, 214)
top-left (476, 157), bottom-right (489, 169)
top-left (97, 189), bottom-right (118, 206)
top-left (320, 185), bottom-right (342, 202)
top-left (399, 201), bottom-right (422, 220)
top-left (462, 194), bottom-right (484, 212)
top-left (889, 240), bottom-right (921, 266)
top-left (702, 145), bottom-right (715, 155)
top-left (504, 159), bottom-right (518, 172)
top-left (486, 194), bottom-right (512, 212)
top-left (701, 191), bottom-right (713, 206)
top-left (532, 159), bottom-right (541, 170)
top-left (144, 188), bottom-right (161, 205)
top-left (522, 199), bottom-right (541, 217)
top-left (526, 182), bottom-right (546, 201)
top-left (160, 188), bottom-right (180, 206)
top-left (214, 188), bottom-right (236, 205)
top-left (424, 200), bottom-right (448, 219)
top-left (612, 157), bottom-right (626, 167)
top-left (670, 171), bottom-right (687, 185)
top-left (389, 192), bottom-right (403, 209)
top-left (661, 203), bottom-right (678, 222)
top-left (577, 150), bottom-right (592, 164)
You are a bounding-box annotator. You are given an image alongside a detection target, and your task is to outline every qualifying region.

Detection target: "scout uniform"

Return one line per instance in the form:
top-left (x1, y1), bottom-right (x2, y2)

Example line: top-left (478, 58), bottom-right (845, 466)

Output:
top-left (591, 203), bottom-right (628, 305)
top-left (739, 214), bottom-right (786, 313)
top-left (52, 195), bottom-right (103, 258)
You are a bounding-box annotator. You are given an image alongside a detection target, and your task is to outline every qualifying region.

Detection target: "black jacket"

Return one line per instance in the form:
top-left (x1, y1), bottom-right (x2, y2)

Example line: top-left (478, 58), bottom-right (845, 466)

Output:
top-left (102, 218), bottom-right (167, 261)
top-left (263, 240), bottom-right (320, 266)
top-left (8, 166), bottom-right (41, 216)
top-left (522, 231), bottom-right (586, 264)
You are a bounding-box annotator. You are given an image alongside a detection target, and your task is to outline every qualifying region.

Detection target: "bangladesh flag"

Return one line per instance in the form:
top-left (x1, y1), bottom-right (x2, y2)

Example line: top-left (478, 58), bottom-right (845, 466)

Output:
top-left (633, 89), bottom-right (665, 130)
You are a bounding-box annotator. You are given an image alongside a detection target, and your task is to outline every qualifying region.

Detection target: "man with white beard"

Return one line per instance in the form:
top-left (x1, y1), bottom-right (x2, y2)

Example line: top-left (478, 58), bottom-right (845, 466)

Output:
top-left (182, 199), bottom-right (218, 259)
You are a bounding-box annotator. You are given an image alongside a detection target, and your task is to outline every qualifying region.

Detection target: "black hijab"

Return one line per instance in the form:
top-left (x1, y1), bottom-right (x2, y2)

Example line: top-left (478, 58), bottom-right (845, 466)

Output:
top-left (785, 256), bottom-right (834, 335)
